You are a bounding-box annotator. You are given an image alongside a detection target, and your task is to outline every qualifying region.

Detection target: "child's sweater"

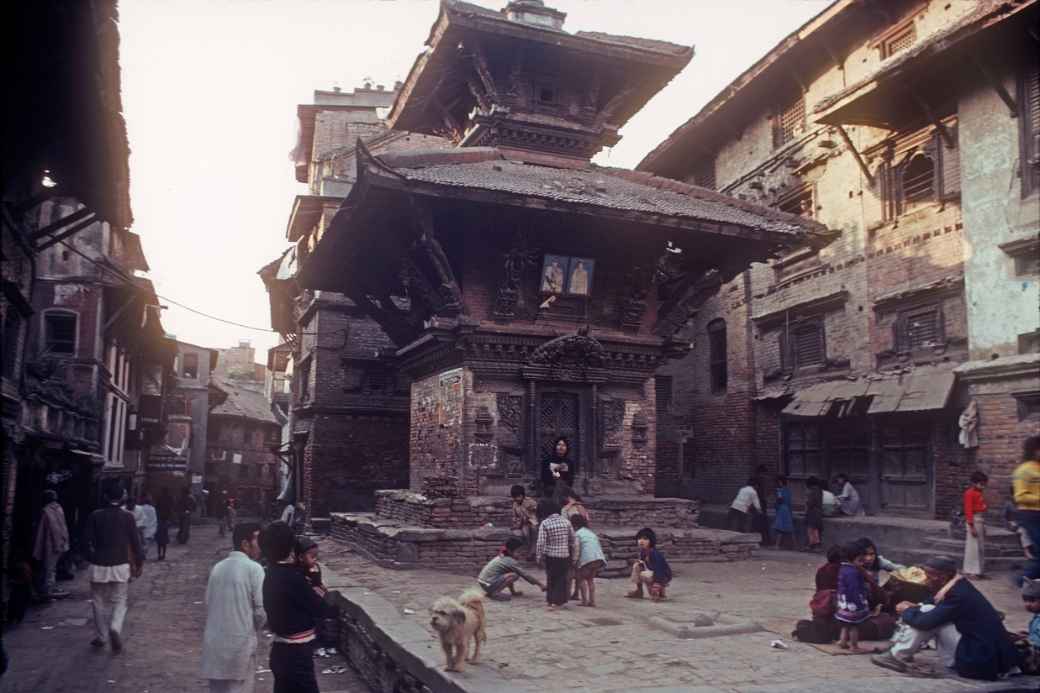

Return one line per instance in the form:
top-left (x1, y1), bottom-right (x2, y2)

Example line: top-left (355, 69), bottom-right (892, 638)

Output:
top-left (835, 563), bottom-right (870, 624)
top-left (639, 547), bottom-right (672, 585)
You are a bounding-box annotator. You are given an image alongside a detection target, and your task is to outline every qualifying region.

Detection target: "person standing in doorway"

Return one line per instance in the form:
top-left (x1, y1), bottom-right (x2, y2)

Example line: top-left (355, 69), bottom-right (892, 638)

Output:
top-left (1014, 436), bottom-right (1040, 582)
top-left (84, 485), bottom-right (144, 653)
top-left (540, 437), bottom-right (575, 502)
top-left (963, 471), bottom-right (989, 578)
top-left (32, 490), bottom-right (69, 599)
top-left (176, 486), bottom-right (196, 545)
top-left (201, 522), bottom-right (265, 693)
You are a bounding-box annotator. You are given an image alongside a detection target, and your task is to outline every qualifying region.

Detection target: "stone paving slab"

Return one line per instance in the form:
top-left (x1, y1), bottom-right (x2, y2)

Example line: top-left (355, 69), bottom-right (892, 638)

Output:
top-left (319, 541), bottom-right (1038, 693)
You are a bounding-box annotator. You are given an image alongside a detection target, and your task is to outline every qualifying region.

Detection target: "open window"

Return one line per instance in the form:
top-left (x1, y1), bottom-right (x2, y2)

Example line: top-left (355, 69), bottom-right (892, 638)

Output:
top-left (43, 311), bottom-right (77, 354)
top-left (182, 353), bottom-right (199, 379)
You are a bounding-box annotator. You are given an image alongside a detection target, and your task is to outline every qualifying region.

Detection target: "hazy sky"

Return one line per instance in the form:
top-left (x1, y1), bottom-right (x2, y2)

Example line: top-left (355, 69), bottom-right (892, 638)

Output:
top-left (120, 0), bottom-right (830, 361)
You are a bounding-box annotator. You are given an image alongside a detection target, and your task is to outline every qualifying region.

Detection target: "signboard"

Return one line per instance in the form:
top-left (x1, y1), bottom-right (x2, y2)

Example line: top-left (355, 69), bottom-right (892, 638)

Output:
top-left (147, 459), bottom-right (188, 473)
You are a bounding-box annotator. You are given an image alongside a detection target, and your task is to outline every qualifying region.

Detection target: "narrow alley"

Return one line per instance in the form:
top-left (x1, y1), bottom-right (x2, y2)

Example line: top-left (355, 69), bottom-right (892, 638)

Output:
top-left (0, 523), bottom-right (368, 693)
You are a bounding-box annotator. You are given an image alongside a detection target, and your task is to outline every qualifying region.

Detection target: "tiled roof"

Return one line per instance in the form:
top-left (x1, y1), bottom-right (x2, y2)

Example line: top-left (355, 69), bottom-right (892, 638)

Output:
top-left (210, 377), bottom-right (278, 425)
top-left (376, 150), bottom-right (828, 239)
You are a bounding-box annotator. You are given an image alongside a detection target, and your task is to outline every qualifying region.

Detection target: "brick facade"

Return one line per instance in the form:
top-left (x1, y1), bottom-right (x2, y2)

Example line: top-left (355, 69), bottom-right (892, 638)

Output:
top-left (640, 0), bottom-right (1038, 517)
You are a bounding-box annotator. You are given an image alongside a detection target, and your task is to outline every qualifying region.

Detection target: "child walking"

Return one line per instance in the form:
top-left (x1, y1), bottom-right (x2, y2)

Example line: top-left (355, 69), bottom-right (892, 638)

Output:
top-left (626, 527), bottom-right (672, 601)
top-left (835, 541), bottom-right (871, 651)
top-left (963, 471), bottom-right (988, 578)
top-left (773, 475), bottom-right (795, 549)
top-left (804, 476), bottom-right (824, 552)
top-left (570, 515), bottom-right (606, 607)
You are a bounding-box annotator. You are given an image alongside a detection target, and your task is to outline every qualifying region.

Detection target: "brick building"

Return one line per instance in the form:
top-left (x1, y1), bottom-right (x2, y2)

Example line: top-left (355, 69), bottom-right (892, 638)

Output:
top-left (261, 85), bottom-right (446, 516)
top-left (639, 0), bottom-right (1039, 516)
top-left (206, 378), bottom-right (281, 515)
top-left (296, 0), bottom-right (830, 507)
top-left (147, 340), bottom-right (217, 496)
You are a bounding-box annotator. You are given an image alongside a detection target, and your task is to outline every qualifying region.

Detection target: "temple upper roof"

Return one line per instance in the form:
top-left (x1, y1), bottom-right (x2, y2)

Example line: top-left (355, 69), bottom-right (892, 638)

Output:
top-left (387, 0), bottom-right (693, 161)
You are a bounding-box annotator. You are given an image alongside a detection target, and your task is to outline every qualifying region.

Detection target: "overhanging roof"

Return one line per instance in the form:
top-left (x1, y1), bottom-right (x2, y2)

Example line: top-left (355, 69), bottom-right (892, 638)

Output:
top-left (388, 0), bottom-right (692, 136)
top-left (637, 0), bottom-right (867, 176)
top-left (286, 194), bottom-right (341, 242)
top-left (782, 366), bottom-right (956, 418)
top-left (814, 0), bottom-right (1038, 128)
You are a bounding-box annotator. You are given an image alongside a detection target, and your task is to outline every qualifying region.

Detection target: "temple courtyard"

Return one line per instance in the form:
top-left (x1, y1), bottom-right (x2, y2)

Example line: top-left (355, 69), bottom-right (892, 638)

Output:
top-left (319, 536), bottom-right (1038, 693)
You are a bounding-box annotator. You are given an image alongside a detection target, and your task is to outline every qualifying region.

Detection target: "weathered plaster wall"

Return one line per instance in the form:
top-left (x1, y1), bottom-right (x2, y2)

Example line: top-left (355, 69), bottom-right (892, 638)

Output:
top-left (409, 367), bottom-right (468, 494)
top-left (958, 72), bottom-right (1040, 359)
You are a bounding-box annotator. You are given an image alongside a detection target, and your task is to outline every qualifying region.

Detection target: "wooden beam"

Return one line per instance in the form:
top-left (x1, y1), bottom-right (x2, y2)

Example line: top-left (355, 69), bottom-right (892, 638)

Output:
top-left (30, 206), bottom-right (94, 240)
top-left (467, 79), bottom-right (490, 113)
top-left (973, 59), bottom-right (1017, 117)
top-left (470, 41), bottom-right (498, 102)
top-left (910, 92), bottom-right (955, 149)
top-left (835, 125), bottom-right (875, 187)
top-left (35, 215), bottom-right (98, 251)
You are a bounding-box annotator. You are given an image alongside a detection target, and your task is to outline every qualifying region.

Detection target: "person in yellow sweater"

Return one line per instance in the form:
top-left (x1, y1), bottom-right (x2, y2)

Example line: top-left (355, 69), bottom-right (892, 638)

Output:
top-left (1013, 435), bottom-right (1040, 582)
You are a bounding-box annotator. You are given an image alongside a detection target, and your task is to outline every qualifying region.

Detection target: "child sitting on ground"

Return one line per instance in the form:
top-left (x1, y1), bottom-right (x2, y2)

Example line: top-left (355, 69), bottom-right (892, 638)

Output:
top-left (570, 515), bottom-right (606, 607)
top-left (477, 537), bottom-right (546, 601)
top-left (626, 527), bottom-right (672, 601)
top-left (835, 541), bottom-right (872, 651)
top-left (510, 485), bottom-right (538, 562)
top-left (1013, 578), bottom-right (1040, 673)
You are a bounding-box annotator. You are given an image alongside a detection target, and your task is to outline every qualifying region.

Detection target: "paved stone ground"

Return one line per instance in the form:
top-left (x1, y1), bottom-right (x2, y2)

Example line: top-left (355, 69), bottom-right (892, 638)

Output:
top-left (0, 523), bottom-right (368, 693)
top-left (318, 539), bottom-right (1039, 693)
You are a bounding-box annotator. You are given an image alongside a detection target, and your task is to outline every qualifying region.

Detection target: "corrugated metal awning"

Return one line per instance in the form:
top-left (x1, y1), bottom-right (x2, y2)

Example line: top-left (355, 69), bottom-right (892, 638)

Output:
top-left (782, 367), bottom-right (956, 418)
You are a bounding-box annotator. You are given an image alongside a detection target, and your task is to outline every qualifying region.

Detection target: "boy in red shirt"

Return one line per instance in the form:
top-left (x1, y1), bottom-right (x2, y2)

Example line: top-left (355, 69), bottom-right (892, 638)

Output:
top-left (963, 471), bottom-right (988, 577)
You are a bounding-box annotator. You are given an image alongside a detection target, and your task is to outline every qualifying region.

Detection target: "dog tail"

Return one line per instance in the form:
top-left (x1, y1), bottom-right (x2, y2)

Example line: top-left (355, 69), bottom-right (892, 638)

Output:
top-left (459, 587), bottom-right (486, 639)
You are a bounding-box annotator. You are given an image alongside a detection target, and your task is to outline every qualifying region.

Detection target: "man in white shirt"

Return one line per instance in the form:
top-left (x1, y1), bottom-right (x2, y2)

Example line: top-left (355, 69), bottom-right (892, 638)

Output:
top-left (728, 478), bottom-right (762, 533)
top-left (201, 522), bottom-right (265, 693)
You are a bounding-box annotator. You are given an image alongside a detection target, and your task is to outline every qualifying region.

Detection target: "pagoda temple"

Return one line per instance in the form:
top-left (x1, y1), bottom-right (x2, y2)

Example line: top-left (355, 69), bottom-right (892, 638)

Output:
top-left (299, 0), bottom-right (833, 533)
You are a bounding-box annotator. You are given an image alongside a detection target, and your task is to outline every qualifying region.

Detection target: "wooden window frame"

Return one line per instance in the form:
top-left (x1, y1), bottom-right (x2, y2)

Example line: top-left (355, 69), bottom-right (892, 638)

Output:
top-left (893, 303), bottom-right (945, 353)
top-left (1014, 391), bottom-right (1040, 421)
top-left (688, 155), bottom-right (717, 191)
top-left (775, 183), bottom-right (815, 219)
top-left (182, 352), bottom-right (199, 379)
top-left (782, 318), bottom-right (826, 371)
top-left (877, 20), bottom-right (917, 59)
top-left (1019, 60), bottom-right (1040, 198)
top-left (42, 309), bottom-right (78, 355)
top-left (707, 319), bottom-right (727, 393)
top-left (773, 93), bottom-right (806, 149)
top-left (880, 120), bottom-right (960, 220)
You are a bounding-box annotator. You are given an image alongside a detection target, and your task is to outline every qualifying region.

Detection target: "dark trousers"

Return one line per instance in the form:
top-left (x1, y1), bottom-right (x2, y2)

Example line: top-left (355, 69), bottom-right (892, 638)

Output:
top-left (177, 513), bottom-right (191, 544)
top-left (270, 641), bottom-right (319, 693)
top-left (1018, 509), bottom-right (1040, 580)
top-left (728, 508), bottom-right (749, 533)
top-left (544, 556), bottom-right (570, 606)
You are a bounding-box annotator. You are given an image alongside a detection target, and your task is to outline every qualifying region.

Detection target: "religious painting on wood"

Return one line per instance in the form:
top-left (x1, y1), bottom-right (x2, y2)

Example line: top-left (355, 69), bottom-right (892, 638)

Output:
top-left (541, 255), bottom-right (568, 294)
top-left (567, 257), bottom-right (594, 296)
top-left (541, 255), bottom-right (595, 296)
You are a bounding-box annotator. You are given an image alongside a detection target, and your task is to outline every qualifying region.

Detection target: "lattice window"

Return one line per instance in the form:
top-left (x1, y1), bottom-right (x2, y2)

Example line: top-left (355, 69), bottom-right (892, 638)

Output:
top-left (880, 22), bottom-right (916, 59)
top-left (784, 423), bottom-right (823, 478)
top-left (707, 319), bottom-right (727, 393)
top-left (774, 94), bottom-right (806, 149)
top-left (895, 305), bottom-right (944, 352)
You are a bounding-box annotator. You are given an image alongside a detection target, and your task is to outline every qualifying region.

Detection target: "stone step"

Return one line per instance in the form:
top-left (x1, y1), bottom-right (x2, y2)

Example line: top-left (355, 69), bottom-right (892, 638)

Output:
top-left (921, 535), bottom-right (1023, 556)
top-left (882, 545), bottom-right (1027, 573)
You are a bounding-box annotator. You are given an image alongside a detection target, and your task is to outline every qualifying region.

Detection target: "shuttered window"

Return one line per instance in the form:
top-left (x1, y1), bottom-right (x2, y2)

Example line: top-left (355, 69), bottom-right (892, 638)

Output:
top-left (687, 156), bottom-right (717, 191)
top-left (793, 323), bottom-right (825, 367)
top-left (1020, 62), bottom-right (1040, 197)
top-left (894, 305), bottom-right (945, 352)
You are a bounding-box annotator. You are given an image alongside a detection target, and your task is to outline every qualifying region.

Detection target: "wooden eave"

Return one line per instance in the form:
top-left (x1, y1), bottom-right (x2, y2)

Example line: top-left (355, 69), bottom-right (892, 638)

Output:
top-left (286, 194), bottom-right (341, 242)
top-left (814, 0), bottom-right (1038, 128)
top-left (388, 0), bottom-right (691, 133)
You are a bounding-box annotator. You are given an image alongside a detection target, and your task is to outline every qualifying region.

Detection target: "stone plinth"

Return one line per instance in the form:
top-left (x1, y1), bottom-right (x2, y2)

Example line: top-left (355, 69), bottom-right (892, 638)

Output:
top-left (373, 490), bottom-right (701, 529)
top-left (330, 512), bottom-right (758, 571)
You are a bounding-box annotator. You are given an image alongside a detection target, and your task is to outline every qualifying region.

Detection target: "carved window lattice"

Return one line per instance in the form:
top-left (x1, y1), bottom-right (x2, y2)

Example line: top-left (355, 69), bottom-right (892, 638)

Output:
top-left (880, 22), bottom-right (916, 59)
top-left (774, 94), bottom-right (805, 149)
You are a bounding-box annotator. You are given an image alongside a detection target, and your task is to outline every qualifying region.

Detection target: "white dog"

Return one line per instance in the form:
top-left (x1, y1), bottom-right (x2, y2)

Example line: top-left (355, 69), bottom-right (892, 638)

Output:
top-left (429, 588), bottom-right (487, 672)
